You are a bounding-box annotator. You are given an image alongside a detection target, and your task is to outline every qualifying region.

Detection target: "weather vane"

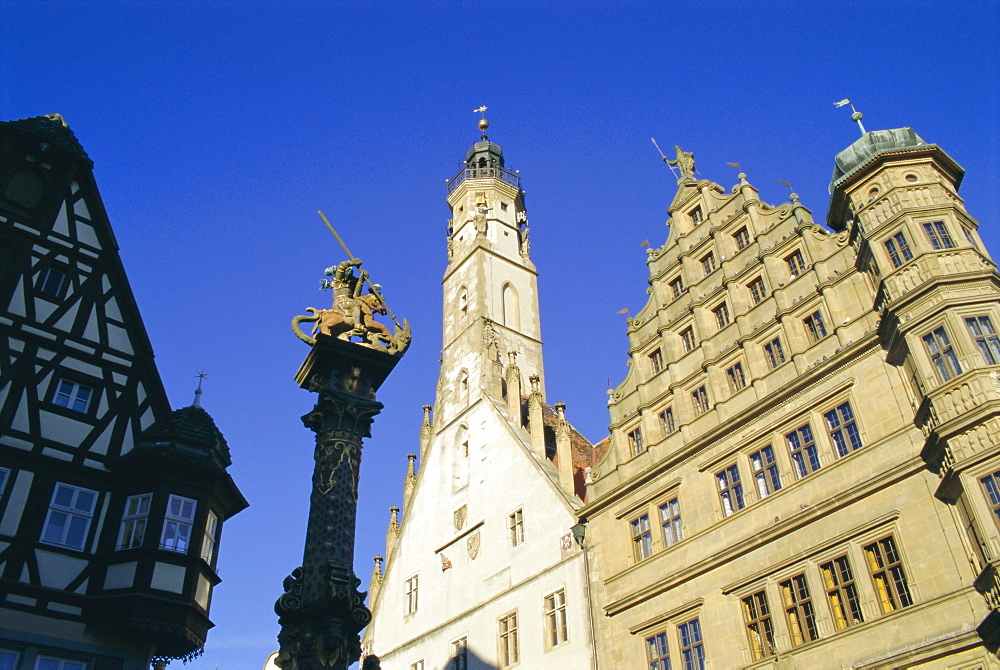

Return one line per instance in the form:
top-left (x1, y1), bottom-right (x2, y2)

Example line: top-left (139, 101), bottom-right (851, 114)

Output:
top-left (193, 370), bottom-right (208, 406)
top-left (834, 98), bottom-right (867, 136)
top-left (474, 106), bottom-right (489, 137)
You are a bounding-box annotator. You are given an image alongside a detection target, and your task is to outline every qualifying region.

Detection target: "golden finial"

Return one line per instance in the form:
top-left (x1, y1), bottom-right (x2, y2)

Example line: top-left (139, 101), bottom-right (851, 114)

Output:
top-left (474, 105), bottom-right (489, 135)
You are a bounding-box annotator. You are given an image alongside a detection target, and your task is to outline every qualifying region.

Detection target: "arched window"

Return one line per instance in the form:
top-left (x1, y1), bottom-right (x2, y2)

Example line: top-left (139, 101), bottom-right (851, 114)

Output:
top-left (502, 283), bottom-right (520, 330)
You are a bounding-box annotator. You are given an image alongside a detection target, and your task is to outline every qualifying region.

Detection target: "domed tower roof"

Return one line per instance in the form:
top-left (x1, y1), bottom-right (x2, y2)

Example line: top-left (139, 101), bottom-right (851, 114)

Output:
top-left (465, 117), bottom-right (505, 168)
top-left (828, 127), bottom-right (963, 194)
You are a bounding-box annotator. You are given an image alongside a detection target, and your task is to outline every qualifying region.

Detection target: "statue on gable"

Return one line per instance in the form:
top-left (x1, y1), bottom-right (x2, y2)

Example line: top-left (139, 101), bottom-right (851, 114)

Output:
top-left (666, 145), bottom-right (696, 180)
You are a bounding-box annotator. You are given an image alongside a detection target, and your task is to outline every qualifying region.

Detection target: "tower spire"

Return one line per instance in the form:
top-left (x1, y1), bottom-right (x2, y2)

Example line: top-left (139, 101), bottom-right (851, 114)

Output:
top-left (193, 370), bottom-right (208, 407)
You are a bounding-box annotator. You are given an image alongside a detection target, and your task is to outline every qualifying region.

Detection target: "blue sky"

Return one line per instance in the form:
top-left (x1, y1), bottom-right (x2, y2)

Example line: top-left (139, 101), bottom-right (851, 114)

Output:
top-left (5, 2), bottom-right (998, 668)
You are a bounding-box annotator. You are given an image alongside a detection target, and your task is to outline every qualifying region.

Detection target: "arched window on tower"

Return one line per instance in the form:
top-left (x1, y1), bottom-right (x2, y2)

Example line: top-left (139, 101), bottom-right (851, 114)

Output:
top-left (502, 283), bottom-right (520, 330)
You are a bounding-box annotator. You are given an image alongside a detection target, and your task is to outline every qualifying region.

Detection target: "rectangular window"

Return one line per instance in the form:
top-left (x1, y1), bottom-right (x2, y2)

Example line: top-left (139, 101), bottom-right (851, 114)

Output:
top-left (780, 574), bottom-right (818, 646)
top-left (701, 252), bottom-right (716, 276)
top-left (786, 249), bottom-right (806, 276)
top-left (981, 470), bottom-right (1000, 527)
top-left (750, 446), bottom-right (781, 499)
top-left (34, 658), bottom-right (86, 670)
top-left (884, 232), bottom-right (914, 267)
top-left (509, 508), bottom-right (524, 547)
top-left (41, 483), bottom-right (97, 551)
top-left (734, 226), bottom-right (750, 250)
top-left (116, 493), bottom-right (152, 550)
top-left (670, 276), bottom-right (685, 299)
top-left (52, 378), bottom-right (93, 413)
top-left (628, 427), bottom-right (644, 456)
top-left (0, 650), bottom-right (19, 670)
top-left (786, 424), bottom-right (820, 478)
top-left (716, 465), bottom-right (745, 516)
top-left (742, 590), bottom-right (775, 660)
top-left (200, 509), bottom-right (219, 563)
top-left (544, 589), bottom-right (568, 647)
top-left (726, 362), bottom-right (746, 393)
top-left (38, 267), bottom-right (67, 298)
top-left (677, 618), bottom-right (705, 670)
top-left (764, 338), bottom-right (786, 369)
top-left (923, 220), bottom-right (955, 250)
top-left (691, 385), bottom-right (710, 416)
top-left (452, 637), bottom-right (468, 670)
top-left (820, 555), bottom-right (864, 630)
top-left (160, 494), bottom-right (197, 553)
top-left (659, 498), bottom-right (683, 547)
top-left (498, 611), bottom-right (519, 667)
top-left (923, 326), bottom-right (962, 382)
top-left (690, 206), bottom-right (703, 225)
top-left (864, 535), bottom-right (913, 613)
top-left (658, 408), bottom-right (675, 436)
top-left (409, 661), bottom-right (424, 670)
top-left (966, 316), bottom-right (1000, 365)
top-left (748, 277), bottom-right (767, 305)
top-left (714, 302), bottom-right (730, 329)
top-left (405, 574), bottom-right (419, 614)
top-left (649, 348), bottom-right (664, 374)
top-left (825, 402), bottom-right (862, 457)
top-left (681, 327), bottom-right (696, 353)
top-left (630, 514), bottom-right (653, 561)
top-left (645, 632), bottom-right (670, 670)
top-left (804, 311), bottom-right (827, 342)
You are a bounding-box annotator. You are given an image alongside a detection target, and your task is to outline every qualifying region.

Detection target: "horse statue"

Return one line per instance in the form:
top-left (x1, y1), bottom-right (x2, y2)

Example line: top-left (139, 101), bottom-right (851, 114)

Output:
top-left (292, 293), bottom-right (392, 345)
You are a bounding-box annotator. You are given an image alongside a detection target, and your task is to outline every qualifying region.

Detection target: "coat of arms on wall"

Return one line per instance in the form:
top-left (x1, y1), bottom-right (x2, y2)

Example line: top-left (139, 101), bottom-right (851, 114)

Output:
top-left (467, 531), bottom-right (481, 560)
top-left (454, 505), bottom-right (467, 531)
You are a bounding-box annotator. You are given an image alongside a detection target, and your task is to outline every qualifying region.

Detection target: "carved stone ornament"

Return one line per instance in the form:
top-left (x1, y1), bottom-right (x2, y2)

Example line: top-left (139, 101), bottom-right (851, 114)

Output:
top-left (454, 505), bottom-right (467, 531)
top-left (467, 531), bottom-right (481, 560)
top-left (991, 371), bottom-right (1000, 395)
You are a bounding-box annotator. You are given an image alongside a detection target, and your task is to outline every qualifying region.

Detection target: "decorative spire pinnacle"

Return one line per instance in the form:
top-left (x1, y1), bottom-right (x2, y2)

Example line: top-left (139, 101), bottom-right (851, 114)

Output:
top-left (834, 98), bottom-right (867, 136)
top-left (193, 370), bottom-right (208, 407)
top-left (475, 105), bottom-right (489, 139)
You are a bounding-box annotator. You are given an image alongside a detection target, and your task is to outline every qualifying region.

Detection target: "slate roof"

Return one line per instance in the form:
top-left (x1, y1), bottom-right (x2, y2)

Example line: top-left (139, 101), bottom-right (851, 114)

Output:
top-left (1, 114), bottom-right (92, 166)
top-left (130, 404), bottom-right (233, 470)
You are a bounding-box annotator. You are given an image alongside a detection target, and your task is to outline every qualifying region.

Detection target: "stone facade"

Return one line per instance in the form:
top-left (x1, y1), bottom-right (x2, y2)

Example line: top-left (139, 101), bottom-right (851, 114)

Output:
top-left (579, 128), bottom-right (1000, 669)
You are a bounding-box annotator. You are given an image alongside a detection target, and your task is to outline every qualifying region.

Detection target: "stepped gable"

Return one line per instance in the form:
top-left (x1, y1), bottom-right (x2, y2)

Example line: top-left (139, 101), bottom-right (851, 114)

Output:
top-left (1, 114), bottom-right (92, 165)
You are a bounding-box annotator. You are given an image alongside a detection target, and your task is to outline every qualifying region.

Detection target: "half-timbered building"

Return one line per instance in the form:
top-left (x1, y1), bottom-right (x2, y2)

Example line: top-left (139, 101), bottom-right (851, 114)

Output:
top-left (0, 115), bottom-right (247, 670)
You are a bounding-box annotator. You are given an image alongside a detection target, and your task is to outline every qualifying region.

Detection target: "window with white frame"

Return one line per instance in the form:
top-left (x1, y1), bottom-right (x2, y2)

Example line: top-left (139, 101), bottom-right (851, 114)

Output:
top-left (117, 493), bottom-right (152, 549)
top-left (750, 446), bottom-right (781, 498)
top-left (747, 276), bottom-right (767, 305)
top-left (52, 378), bottom-right (93, 413)
top-left (981, 470), bottom-right (1000, 528)
top-left (659, 498), bottom-right (682, 547)
top-left (645, 631), bottom-right (670, 670)
top-left (498, 611), bottom-right (519, 667)
top-left (41, 483), bottom-right (97, 551)
top-left (716, 465), bottom-right (745, 516)
top-left (201, 509), bottom-right (219, 563)
top-left (509, 508), bottom-right (524, 547)
top-left (405, 574), bottom-right (419, 614)
top-left (409, 661), bottom-right (424, 670)
top-left (160, 494), bottom-right (197, 553)
top-left (544, 588), bottom-right (568, 647)
top-left (451, 637), bottom-right (468, 670)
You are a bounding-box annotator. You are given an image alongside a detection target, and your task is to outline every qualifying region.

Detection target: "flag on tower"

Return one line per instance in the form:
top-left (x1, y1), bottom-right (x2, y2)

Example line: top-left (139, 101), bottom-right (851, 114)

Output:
top-left (834, 98), bottom-right (852, 107)
top-left (640, 239), bottom-right (650, 247)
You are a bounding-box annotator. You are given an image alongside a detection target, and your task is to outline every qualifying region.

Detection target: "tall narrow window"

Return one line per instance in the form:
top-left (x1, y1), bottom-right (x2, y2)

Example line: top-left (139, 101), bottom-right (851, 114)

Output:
top-left (41, 483), bottom-right (97, 551)
top-left (681, 327), bottom-right (696, 353)
top-left (750, 446), bottom-right (781, 498)
top-left (716, 465), bottom-right (745, 516)
top-left (628, 427), bottom-right (644, 456)
top-left (786, 249), bottom-right (806, 276)
top-left (544, 589), bottom-right (568, 647)
top-left (701, 252), bottom-right (716, 276)
top-left (498, 611), bottom-right (519, 667)
top-left (864, 536), bottom-right (913, 613)
top-left (780, 574), bottom-right (818, 646)
top-left (630, 514), bottom-right (652, 561)
top-left (764, 338), bottom-right (785, 369)
top-left (923, 221), bottom-right (955, 250)
top-left (981, 470), bottom-right (1000, 526)
top-left (691, 385), bottom-right (710, 416)
top-left (825, 402), bottom-right (862, 457)
top-left (966, 316), bottom-right (1000, 365)
top-left (649, 348), bottom-right (664, 375)
top-left (742, 590), bottom-right (775, 660)
top-left (459, 288), bottom-right (468, 316)
top-left (501, 283), bottom-right (520, 329)
top-left (747, 276), bottom-right (767, 305)
top-left (884, 232), bottom-right (914, 267)
top-left (161, 494), bottom-right (197, 553)
top-left (677, 618), bottom-right (705, 670)
top-left (821, 555), bottom-right (864, 630)
top-left (726, 362), bottom-right (746, 393)
top-left (659, 498), bottom-right (683, 547)
top-left (658, 408), bottom-right (675, 436)
top-left (734, 226), bottom-right (751, 250)
top-left (923, 326), bottom-right (962, 382)
top-left (509, 508), bottom-right (524, 547)
top-left (670, 276), bottom-right (685, 299)
top-left (53, 379), bottom-right (93, 413)
top-left (714, 302), bottom-right (730, 329)
top-left (405, 574), bottom-right (419, 614)
top-left (804, 311), bottom-right (827, 342)
top-left (645, 632), bottom-right (670, 670)
top-left (201, 510), bottom-right (219, 563)
top-left (117, 493), bottom-right (152, 550)
top-left (451, 637), bottom-right (468, 670)
top-left (787, 424), bottom-right (820, 478)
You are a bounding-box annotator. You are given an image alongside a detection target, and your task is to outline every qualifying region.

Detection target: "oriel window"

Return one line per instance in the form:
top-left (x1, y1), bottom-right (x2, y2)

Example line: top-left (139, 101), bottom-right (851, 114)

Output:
top-left (923, 326), bottom-right (962, 382)
top-left (966, 316), bottom-right (1000, 365)
top-left (923, 220), bottom-right (955, 250)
